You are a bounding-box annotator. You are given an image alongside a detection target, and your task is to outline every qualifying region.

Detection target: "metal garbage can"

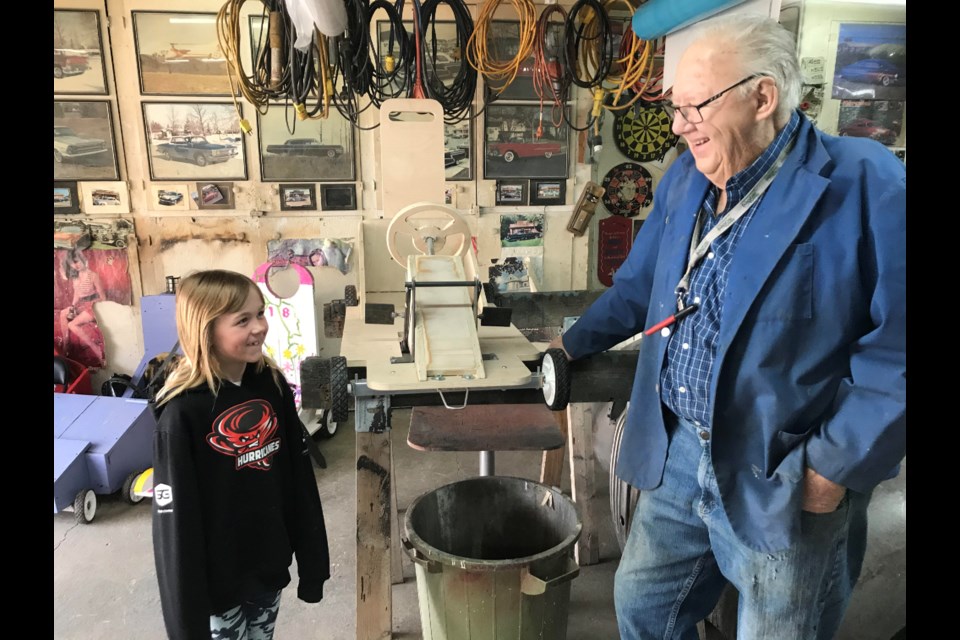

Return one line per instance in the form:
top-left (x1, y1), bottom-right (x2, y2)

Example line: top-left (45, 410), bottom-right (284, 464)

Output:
top-left (403, 476), bottom-right (582, 640)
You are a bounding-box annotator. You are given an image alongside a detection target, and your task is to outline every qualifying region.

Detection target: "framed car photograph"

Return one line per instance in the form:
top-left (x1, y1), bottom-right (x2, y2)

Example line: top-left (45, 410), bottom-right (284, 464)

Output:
top-left (54, 10), bottom-right (108, 95)
top-left (257, 105), bottom-right (355, 182)
top-left (484, 104), bottom-right (569, 180)
top-left (195, 182), bottom-right (235, 210)
top-left (320, 184), bottom-right (358, 211)
top-left (445, 117), bottom-right (473, 181)
top-left (133, 11), bottom-right (233, 96)
top-left (495, 179), bottom-right (528, 206)
top-left (54, 181), bottom-right (80, 215)
top-left (279, 184), bottom-right (317, 211)
top-left (54, 100), bottom-right (120, 181)
top-left (143, 102), bottom-right (247, 181)
top-left (149, 183), bottom-right (190, 210)
top-left (486, 20), bottom-right (565, 101)
top-left (832, 23), bottom-right (905, 101)
top-left (80, 181), bottom-right (130, 214)
top-left (529, 179), bottom-right (567, 206)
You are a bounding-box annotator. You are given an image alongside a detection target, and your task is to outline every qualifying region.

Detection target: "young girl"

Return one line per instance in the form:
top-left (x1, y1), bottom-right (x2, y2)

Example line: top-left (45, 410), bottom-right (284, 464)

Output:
top-left (151, 269), bottom-right (330, 640)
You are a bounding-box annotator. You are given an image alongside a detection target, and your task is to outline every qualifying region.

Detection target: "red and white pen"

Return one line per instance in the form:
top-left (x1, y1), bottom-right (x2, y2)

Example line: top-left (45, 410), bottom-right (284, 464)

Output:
top-left (643, 303), bottom-right (700, 337)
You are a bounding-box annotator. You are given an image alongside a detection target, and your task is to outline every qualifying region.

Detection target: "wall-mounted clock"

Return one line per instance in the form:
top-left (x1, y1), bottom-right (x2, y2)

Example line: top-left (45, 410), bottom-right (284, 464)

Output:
top-left (601, 162), bottom-right (653, 217)
top-left (612, 103), bottom-right (677, 163)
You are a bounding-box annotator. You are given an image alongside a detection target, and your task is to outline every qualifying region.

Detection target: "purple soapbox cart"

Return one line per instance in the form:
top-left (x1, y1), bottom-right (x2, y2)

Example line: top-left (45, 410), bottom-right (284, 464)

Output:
top-left (53, 294), bottom-right (177, 523)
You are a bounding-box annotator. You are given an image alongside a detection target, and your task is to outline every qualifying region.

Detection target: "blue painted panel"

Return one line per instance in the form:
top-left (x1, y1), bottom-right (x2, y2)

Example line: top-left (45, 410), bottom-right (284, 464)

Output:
top-left (54, 394), bottom-right (97, 438)
top-left (54, 439), bottom-right (92, 513)
top-left (60, 397), bottom-right (156, 494)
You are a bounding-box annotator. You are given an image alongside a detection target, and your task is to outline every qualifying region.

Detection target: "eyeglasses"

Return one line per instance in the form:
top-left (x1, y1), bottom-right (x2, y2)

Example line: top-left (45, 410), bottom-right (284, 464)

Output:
top-left (665, 74), bottom-right (763, 124)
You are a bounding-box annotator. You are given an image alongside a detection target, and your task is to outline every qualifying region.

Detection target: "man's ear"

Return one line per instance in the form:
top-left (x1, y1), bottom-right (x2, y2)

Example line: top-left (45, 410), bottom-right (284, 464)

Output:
top-left (755, 76), bottom-right (779, 121)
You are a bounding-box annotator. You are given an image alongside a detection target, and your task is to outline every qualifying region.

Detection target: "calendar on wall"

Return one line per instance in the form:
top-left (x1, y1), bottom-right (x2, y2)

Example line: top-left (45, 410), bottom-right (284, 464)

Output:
top-left (252, 262), bottom-right (319, 410)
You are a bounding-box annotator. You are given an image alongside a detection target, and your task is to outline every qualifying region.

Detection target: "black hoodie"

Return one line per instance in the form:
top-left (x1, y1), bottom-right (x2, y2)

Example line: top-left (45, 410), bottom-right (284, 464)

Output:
top-left (151, 363), bottom-right (330, 639)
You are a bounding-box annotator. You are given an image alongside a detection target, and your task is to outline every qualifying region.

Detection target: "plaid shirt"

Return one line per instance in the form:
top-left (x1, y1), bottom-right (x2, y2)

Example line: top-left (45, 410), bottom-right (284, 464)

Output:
top-left (660, 111), bottom-right (801, 429)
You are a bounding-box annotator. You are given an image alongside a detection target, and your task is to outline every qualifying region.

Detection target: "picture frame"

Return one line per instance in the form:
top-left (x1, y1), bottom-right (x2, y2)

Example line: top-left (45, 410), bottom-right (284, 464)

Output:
top-left (54, 10), bottom-right (109, 95)
top-left (320, 184), bottom-right (358, 211)
top-left (80, 181), bottom-right (130, 214)
top-left (484, 104), bottom-right (569, 179)
top-left (495, 179), bottom-right (528, 206)
top-left (54, 100), bottom-right (120, 181)
top-left (54, 181), bottom-right (80, 215)
top-left (149, 183), bottom-right (191, 210)
top-left (529, 179), bottom-right (566, 206)
top-left (487, 21), bottom-right (565, 101)
top-left (279, 184), bottom-right (318, 211)
top-left (195, 182), bottom-right (236, 210)
top-left (143, 102), bottom-right (247, 181)
top-left (832, 23), bottom-right (906, 101)
top-left (257, 105), bottom-right (356, 182)
top-left (133, 11), bottom-right (233, 96)
top-left (837, 100), bottom-right (903, 146)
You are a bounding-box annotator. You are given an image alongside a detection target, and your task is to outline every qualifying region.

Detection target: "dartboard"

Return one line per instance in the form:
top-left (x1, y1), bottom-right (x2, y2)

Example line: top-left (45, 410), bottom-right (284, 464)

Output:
top-left (613, 104), bottom-right (677, 162)
top-left (602, 162), bottom-right (652, 217)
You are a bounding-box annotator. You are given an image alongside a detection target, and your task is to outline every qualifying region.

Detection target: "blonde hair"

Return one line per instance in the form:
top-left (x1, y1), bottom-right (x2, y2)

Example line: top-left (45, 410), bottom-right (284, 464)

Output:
top-left (156, 269), bottom-right (283, 405)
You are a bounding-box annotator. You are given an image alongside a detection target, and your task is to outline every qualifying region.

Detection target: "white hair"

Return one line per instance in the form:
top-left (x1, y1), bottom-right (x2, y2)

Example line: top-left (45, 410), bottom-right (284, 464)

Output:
top-left (691, 14), bottom-right (802, 124)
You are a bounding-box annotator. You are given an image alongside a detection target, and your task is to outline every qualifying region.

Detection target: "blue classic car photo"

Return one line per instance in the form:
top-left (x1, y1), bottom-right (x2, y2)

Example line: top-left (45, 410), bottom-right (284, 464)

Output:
top-left (155, 135), bottom-right (237, 167)
top-left (836, 58), bottom-right (903, 87)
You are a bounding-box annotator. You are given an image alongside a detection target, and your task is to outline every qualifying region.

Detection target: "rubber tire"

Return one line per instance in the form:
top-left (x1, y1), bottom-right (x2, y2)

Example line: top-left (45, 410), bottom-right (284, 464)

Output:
top-left (330, 356), bottom-right (349, 423)
top-left (344, 285), bottom-right (358, 307)
top-left (114, 237), bottom-right (127, 249)
top-left (609, 406), bottom-right (640, 552)
top-left (74, 489), bottom-right (97, 524)
top-left (194, 154), bottom-right (207, 167)
top-left (326, 149), bottom-right (336, 158)
top-left (55, 66), bottom-right (64, 79)
top-left (313, 409), bottom-right (339, 440)
top-left (54, 149), bottom-right (64, 163)
top-left (121, 471), bottom-right (145, 505)
top-left (503, 150), bottom-right (516, 163)
top-left (544, 151), bottom-right (553, 159)
top-left (542, 348), bottom-right (571, 411)
top-left (882, 75), bottom-right (892, 87)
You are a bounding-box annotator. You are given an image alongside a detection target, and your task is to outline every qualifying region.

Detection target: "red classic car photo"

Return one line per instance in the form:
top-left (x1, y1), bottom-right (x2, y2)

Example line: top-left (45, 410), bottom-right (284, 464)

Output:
top-left (486, 138), bottom-right (563, 163)
top-left (838, 118), bottom-right (898, 145)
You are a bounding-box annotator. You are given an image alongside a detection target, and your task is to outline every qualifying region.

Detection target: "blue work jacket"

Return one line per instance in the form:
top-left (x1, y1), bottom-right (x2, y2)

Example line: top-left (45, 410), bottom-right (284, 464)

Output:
top-left (562, 115), bottom-right (906, 552)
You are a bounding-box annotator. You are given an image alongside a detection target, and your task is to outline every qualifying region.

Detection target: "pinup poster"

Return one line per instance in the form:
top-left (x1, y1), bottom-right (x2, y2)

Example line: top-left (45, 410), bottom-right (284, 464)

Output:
top-left (53, 247), bottom-right (132, 369)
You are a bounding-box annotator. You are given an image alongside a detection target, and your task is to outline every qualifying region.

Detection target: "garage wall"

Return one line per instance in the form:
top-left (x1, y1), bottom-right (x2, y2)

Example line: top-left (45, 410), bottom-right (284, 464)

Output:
top-left (57, 0), bottom-right (873, 385)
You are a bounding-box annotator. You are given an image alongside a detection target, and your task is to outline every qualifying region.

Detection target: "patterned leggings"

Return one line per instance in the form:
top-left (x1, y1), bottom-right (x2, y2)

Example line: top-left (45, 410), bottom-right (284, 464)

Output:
top-left (209, 590), bottom-right (281, 640)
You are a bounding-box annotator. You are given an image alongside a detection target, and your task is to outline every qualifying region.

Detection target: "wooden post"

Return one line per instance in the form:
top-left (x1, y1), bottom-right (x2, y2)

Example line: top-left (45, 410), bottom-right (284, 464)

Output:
top-left (390, 433), bottom-right (404, 585)
top-left (567, 403), bottom-right (600, 566)
top-left (539, 409), bottom-right (568, 487)
top-left (356, 431), bottom-right (393, 640)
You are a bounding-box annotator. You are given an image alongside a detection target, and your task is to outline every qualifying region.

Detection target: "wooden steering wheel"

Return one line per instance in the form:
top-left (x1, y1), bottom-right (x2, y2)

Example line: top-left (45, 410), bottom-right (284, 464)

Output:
top-left (386, 201), bottom-right (471, 267)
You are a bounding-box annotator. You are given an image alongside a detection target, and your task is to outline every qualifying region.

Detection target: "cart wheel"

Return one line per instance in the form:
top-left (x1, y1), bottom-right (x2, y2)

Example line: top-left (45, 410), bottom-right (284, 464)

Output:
top-left (541, 348), bottom-right (571, 411)
top-left (609, 405), bottom-right (640, 552)
top-left (312, 408), bottom-right (339, 440)
top-left (330, 356), bottom-right (350, 423)
top-left (344, 285), bottom-right (358, 307)
top-left (74, 489), bottom-right (97, 524)
top-left (121, 471), bottom-right (145, 505)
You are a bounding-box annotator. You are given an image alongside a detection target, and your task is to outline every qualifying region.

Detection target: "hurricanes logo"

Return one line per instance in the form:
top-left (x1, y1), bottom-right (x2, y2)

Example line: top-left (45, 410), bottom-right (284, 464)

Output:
top-left (206, 399), bottom-right (281, 471)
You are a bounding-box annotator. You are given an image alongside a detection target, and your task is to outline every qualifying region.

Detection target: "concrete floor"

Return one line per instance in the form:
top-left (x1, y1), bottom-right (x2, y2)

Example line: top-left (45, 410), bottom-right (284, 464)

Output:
top-left (53, 408), bottom-right (622, 640)
top-left (53, 408), bottom-right (905, 639)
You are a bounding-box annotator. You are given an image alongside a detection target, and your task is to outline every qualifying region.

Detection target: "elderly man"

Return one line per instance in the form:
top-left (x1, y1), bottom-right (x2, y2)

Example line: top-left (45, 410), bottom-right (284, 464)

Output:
top-left (551, 15), bottom-right (905, 640)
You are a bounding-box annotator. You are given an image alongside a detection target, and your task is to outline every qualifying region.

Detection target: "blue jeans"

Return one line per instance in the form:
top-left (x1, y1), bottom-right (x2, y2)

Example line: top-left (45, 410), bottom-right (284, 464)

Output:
top-left (210, 590), bottom-right (282, 640)
top-left (614, 414), bottom-right (870, 640)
